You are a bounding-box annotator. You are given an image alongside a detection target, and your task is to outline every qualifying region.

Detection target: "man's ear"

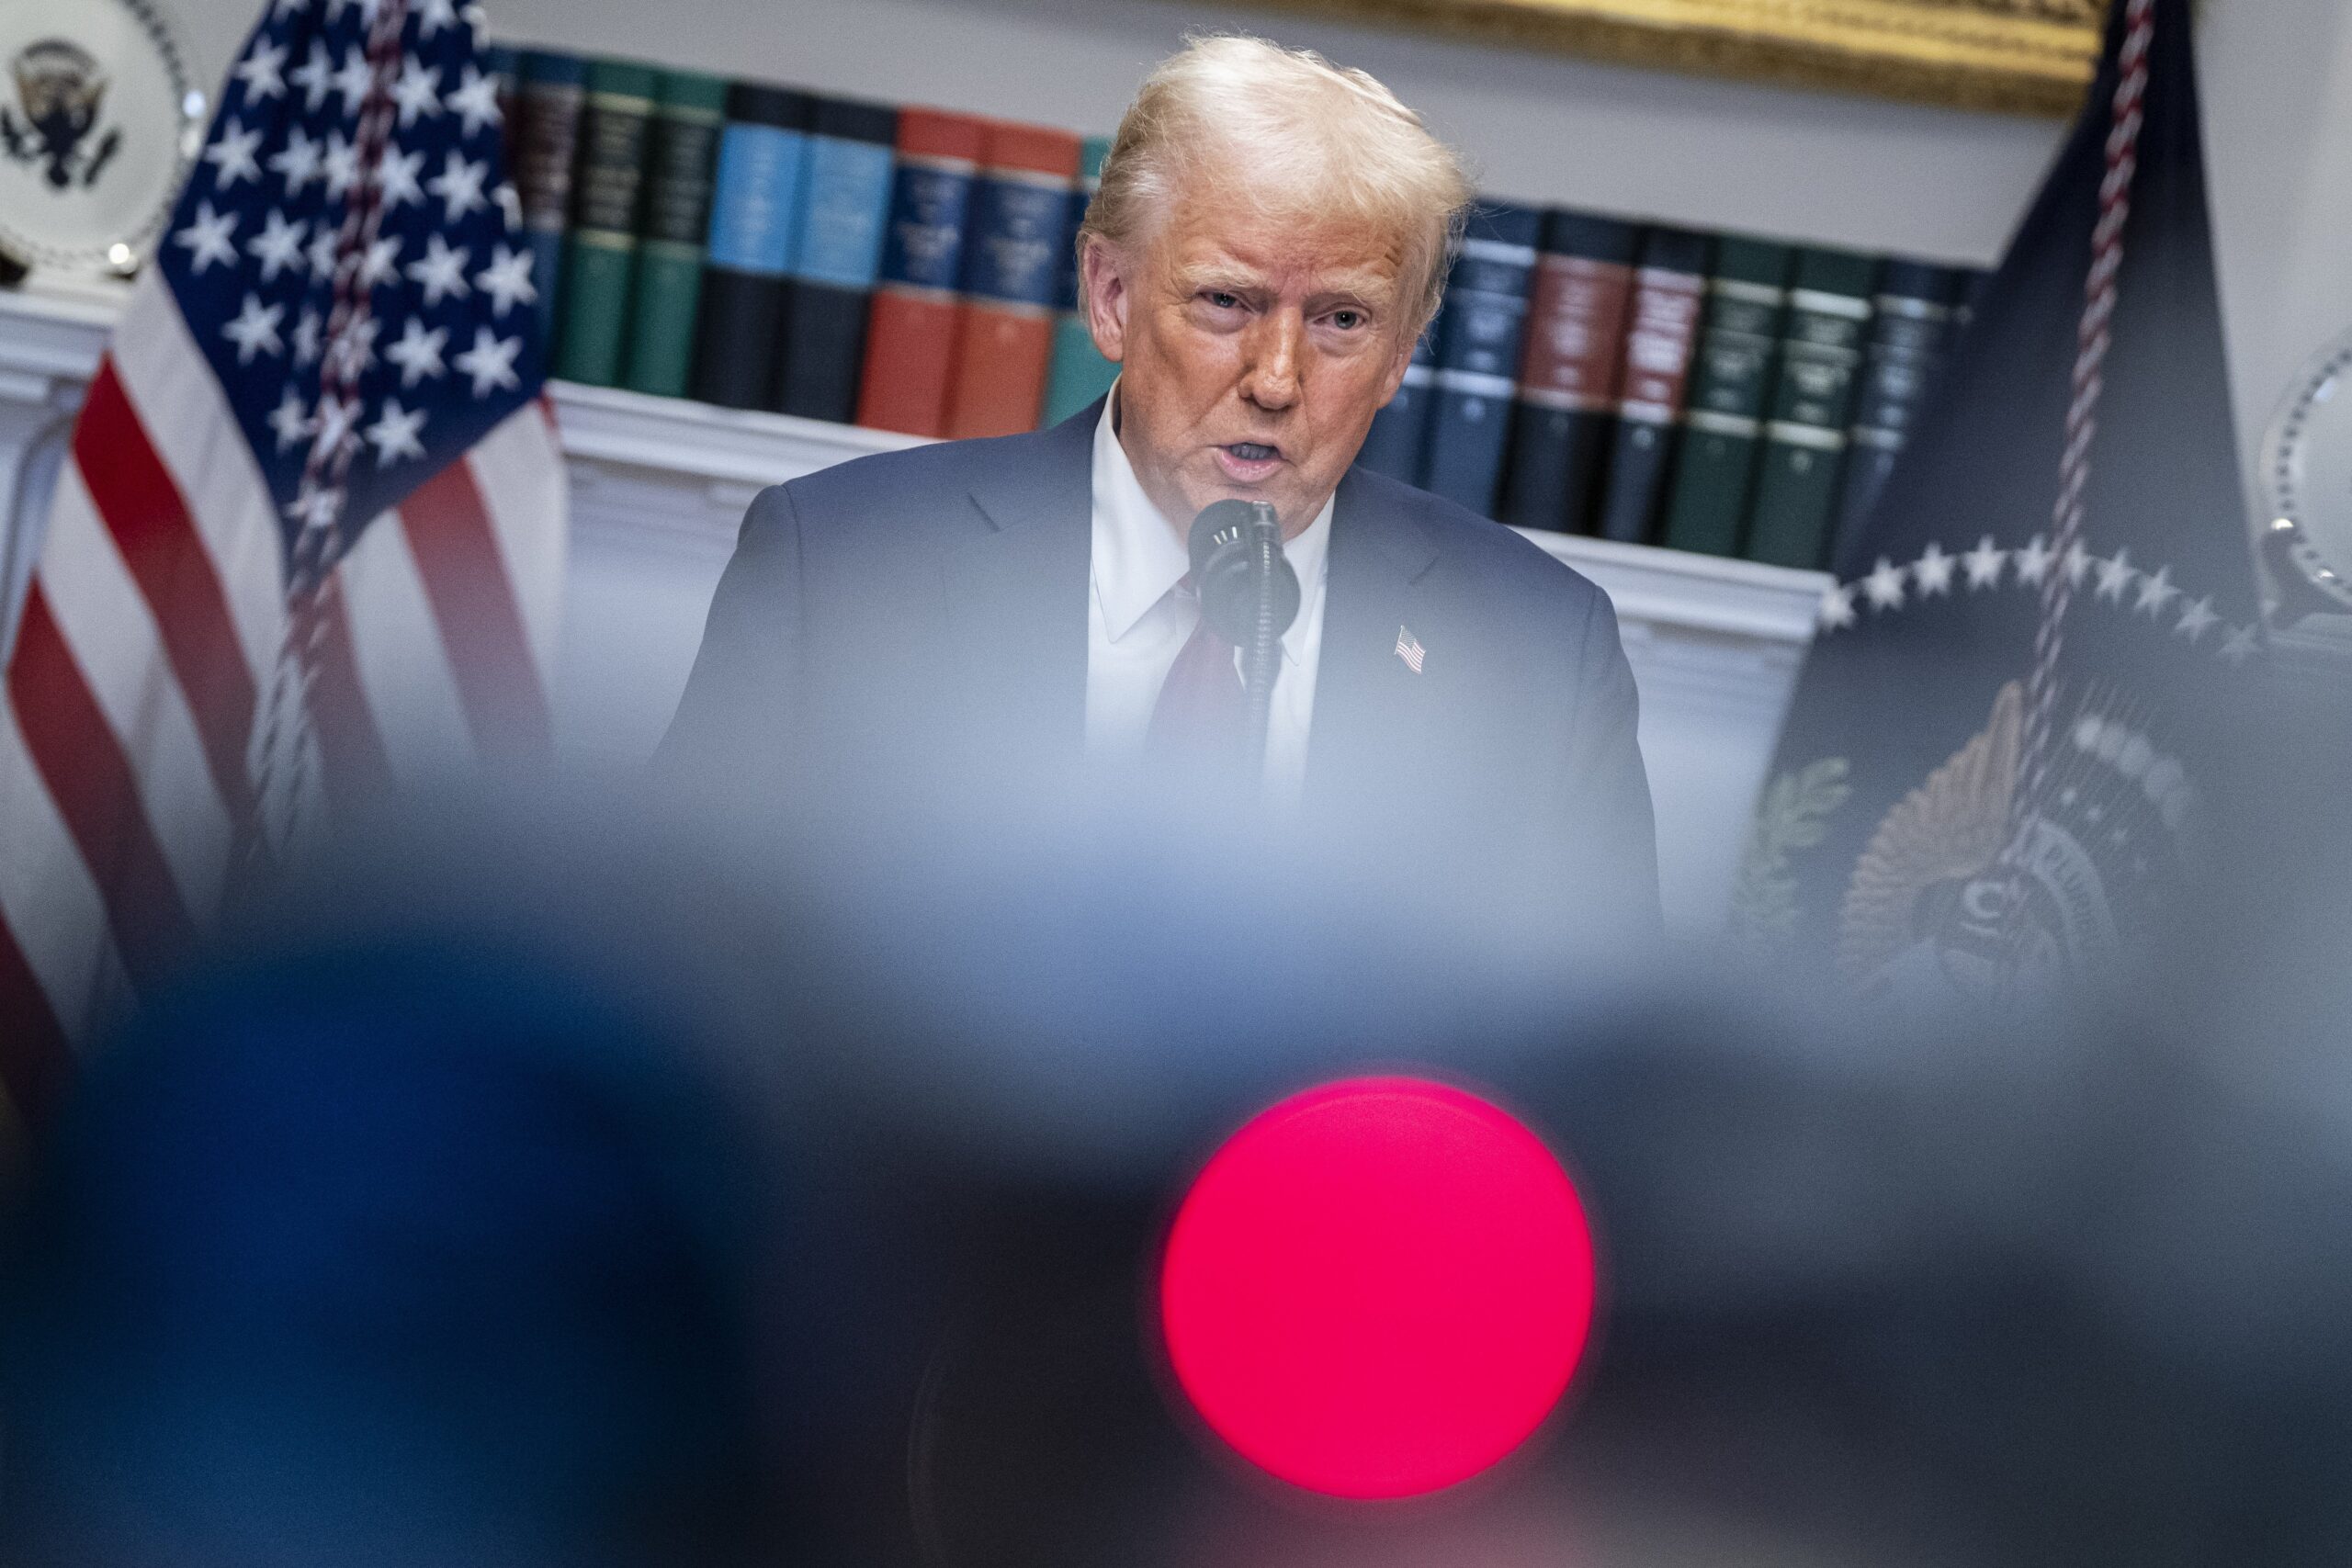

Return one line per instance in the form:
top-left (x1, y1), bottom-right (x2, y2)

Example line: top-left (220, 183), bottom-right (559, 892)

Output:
top-left (1080, 238), bottom-right (1129, 364)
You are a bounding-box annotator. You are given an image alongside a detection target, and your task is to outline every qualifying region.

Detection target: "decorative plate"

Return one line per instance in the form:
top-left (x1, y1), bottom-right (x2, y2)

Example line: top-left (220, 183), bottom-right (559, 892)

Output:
top-left (0, 0), bottom-right (198, 275)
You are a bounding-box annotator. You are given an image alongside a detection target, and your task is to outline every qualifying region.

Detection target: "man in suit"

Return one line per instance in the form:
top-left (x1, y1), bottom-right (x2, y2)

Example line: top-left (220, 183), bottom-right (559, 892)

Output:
top-left (661, 35), bottom-right (1658, 934)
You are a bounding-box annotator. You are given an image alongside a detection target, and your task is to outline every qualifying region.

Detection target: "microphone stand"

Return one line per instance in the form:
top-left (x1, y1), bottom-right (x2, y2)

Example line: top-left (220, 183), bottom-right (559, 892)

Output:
top-left (1187, 497), bottom-right (1301, 783)
top-left (1238, 501), bottom-right (1286, 775)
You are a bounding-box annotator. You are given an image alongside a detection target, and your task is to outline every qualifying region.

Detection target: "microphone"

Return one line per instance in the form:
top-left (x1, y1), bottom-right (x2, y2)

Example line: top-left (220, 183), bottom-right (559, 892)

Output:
top-left (1187, 500), bottom-right (1298, 770)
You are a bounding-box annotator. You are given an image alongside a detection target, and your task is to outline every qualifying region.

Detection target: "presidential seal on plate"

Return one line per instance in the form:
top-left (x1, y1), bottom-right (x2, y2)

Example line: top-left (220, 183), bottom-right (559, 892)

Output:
top-left (2260, 326), bottom-right (2352, 629)
top-left (0, 0), bottom-right (200, 276)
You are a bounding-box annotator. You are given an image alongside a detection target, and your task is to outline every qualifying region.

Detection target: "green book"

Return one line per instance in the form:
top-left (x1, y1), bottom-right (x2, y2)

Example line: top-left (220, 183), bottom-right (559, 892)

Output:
top-left (619, 71), bottom-right (727, 398)
top-left (1041, 136), bottom-right (1118, 427)
top-left (1746, 247), bottom-right (1881, 570)
top-left (1657, 236), bottom-right (1793, 558)
top-left (554, 59), bottom-right (658, 387)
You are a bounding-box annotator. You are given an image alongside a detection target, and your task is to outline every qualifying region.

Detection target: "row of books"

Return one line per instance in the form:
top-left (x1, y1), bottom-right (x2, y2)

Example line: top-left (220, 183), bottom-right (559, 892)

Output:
top-left (485, 50), bottom-right (1117, 439)
top-left (1360, 209), bottom-right (1989, 570)
top-left (487, 47), bottom-right (1985, 571)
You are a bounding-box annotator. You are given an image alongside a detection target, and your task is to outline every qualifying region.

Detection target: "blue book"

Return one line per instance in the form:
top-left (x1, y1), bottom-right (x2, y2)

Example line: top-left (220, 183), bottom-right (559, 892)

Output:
top-left (1420, 202), bottom-right (1542, 517)
top-left (688, 83), bottom-right (811, 410)
top-left (1356, 321), bottom-right (1438, 483)
top-left (775, 96), bottom-right (899, 422)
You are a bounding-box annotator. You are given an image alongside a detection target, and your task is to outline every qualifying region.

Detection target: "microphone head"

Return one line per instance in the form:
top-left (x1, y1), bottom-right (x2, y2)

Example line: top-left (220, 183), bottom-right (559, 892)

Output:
top-left (1188, 501), bottom-right (1301, 645)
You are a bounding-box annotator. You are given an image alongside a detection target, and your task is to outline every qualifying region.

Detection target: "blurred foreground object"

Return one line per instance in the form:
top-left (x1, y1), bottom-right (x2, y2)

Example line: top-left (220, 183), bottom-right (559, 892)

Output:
top-left (7, 771), bottom-right (2352, 1565)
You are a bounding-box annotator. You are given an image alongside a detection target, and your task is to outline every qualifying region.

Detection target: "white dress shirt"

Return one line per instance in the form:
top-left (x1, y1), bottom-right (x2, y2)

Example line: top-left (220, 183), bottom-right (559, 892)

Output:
top-left (1083, 386), bottom-right (1332, 804)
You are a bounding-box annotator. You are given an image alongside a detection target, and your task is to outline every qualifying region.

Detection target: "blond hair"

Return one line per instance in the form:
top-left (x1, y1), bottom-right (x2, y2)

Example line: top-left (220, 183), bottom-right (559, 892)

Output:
top-left (1078, 34), bottom-right (1474, 340)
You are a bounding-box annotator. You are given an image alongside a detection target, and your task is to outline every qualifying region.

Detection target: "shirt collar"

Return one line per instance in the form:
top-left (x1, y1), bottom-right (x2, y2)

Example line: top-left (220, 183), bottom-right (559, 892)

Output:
top-left (1091, 382), bottom-right (1336, 660)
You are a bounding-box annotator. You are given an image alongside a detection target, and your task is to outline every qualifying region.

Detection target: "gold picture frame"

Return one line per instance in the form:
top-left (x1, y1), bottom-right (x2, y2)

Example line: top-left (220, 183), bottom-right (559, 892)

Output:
top-left (1260, 0), bottom-right (2107, 115)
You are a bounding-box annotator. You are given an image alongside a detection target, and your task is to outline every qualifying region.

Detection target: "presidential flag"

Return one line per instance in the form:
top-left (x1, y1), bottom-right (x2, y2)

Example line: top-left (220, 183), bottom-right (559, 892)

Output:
top-left (0, 0), bottom-right (566, 1122)
top-left (1732, 0), bottom-right (2263, 1002)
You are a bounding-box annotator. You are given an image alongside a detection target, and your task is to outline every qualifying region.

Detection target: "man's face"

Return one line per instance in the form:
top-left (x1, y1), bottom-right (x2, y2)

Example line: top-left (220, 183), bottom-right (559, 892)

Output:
top-left (1081, 186), bottom-right (1421, 539)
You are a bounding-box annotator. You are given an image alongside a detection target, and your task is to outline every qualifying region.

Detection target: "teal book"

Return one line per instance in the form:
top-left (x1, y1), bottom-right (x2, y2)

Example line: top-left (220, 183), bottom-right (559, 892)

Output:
top-left (1042, 135), bottom-right (1117, 427)
top-left (553, 59), bottom-right (658, 387)
top-left (1657, 236), bottom-right (1793, 558)
top-left (1745, 247), bottom-right (1880, 570)
top-left (619, 71), bottom-right (727, 398)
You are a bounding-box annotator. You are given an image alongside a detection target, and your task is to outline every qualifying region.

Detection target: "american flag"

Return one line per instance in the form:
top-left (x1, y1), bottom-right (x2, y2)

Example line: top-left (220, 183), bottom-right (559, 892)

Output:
top-left (0, 0), bottom-right (566, 1123)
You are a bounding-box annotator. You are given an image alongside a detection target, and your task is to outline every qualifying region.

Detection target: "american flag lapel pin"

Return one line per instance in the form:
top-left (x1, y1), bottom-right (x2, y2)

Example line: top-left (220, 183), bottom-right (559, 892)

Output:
top-left (1394, 625), bottom-right (1426, 673)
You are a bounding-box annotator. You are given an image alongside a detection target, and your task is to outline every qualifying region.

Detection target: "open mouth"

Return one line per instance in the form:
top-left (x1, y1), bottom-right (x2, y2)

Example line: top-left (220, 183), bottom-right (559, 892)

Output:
top-left (1216, 442), bottom-right (1285, 482)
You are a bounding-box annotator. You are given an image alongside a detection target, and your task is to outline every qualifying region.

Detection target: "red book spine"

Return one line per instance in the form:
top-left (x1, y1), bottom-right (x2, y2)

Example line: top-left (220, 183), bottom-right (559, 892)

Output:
top-left (856, 108), bottom-right (988, 436)
top-left (944, 123), bottom-right (1083, 439)
top-left (1519, 253), bottom-right (1636, 412)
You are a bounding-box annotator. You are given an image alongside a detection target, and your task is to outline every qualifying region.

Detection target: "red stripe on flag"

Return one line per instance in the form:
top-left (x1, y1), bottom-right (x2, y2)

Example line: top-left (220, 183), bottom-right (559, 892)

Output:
top-left (302, 574), bottom-right (395, 811)
top-left (400, 457), bottom-right (553, 764)
top-left (74, 362), bottom-right (259, 824)
top-left (7, 586), bottom-right (198, 992)
top-left (0, 913), bottom-right (73, 1128)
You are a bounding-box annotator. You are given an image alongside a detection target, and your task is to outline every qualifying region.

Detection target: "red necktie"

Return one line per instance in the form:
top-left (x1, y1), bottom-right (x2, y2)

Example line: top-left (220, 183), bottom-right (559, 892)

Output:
top-left (1146, 586), bottom-right (1247, 761)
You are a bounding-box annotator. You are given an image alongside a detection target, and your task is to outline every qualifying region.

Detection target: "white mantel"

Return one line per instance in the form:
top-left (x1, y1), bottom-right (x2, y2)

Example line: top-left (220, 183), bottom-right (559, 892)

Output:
top-left (0, 279), bottom-right (1829, 931)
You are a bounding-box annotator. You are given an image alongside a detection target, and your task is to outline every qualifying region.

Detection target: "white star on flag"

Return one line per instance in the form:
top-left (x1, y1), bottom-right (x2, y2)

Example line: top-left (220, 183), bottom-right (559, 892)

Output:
top-left (385, 319), bottom-right (449, 387)
top-left (1818, 582), bottom-right (1858, 631)
top-left (247, 209), bottom-right (308, 281)
top-left (445, 64), bottom-right (502, 137)
top-left (2132, 564), bottom-right (2179, 615)
top-left (1912, 541), bottom-right (1955, 596)
top-left (305, 225), bottom-right (339, 282)
top-left (220, 294), bottom-right (286, 364)
top-left (2063, 541), bottom-right (2095, 587)
top-left (356, 234), bottom-right (404, 290)
top-left (453, 327), bottom-right (522, 396)
top-left (415, 0), bottom-right (459, 37)
top-left (2173, 595), bottom-right (2218, 642)
top-left (1862, 556), bottom-right (1907, 611)
top-left (203, 118), bottom-right (265, 187)
top-left (2219, 625), bottom-right (2259, 665)
top-left (233, 40), bottom-right (288, 102)
top-left (390, 59), bottom-right (443, 129)
top-left (174, 201), bottom-right (240, 273)
top-left (269, 124), bottom-right (323, 191)
top-left (322, 130), bottom-right (360, 197)
top-left (1962, 535), bottom-right (2006, 590)
top-left (474, 244), bottom-right (537, 317)
top-left (311, 391), bottom-right (361, 460)
top-left (2012, 534), bottom-right (2053, 586)
top-left (376, 145), bottom-right (425, 210)
top-left (331, 45), bottom-right (374, 117)
top-left (2094, 547), bottom-right (2137, 602)
top-left (406, 235), bottom-right (471, 307)
top-left (427, 151), bottom-right (490, 222)
top-left (291, 306), bottom-right (322, 366)
top-left (323, 316), bottom-right (382, 380)
top-left (364, 398), bottom-right (429, 467)
top-left (266, 385), bottom-right (312, 451)
top-left (290, 39), bottom-right (333, 111)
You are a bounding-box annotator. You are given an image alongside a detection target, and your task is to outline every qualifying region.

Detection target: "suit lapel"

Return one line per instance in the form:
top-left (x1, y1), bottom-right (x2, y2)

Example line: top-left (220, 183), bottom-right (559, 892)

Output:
top-left (946, 403), bottom-right (1100, 770)
top-left (1306, 467), bottom-right (1444, 812)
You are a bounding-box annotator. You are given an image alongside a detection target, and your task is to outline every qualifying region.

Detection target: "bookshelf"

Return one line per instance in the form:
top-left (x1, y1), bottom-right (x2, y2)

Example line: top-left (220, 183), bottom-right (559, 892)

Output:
top-left (0, 280), bottom-right (1827, 931)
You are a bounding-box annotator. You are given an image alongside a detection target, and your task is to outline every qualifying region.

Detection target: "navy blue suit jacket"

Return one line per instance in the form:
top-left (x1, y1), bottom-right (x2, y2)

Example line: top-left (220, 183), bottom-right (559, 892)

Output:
top-left (660, 401), bottom-right (1660, 931)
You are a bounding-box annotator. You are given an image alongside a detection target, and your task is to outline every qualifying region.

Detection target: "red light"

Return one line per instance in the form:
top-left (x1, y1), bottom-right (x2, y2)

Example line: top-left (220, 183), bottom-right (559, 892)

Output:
top-left (1158, 1077), bottom-right (1595, 1500)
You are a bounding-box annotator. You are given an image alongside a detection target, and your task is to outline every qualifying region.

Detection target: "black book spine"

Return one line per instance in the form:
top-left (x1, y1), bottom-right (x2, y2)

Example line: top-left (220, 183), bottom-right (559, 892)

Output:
top-left (1499, 210), bottom-right (1641, 533)
top-left (1830, 259), bottom-right (1963, 562)
top-left (688, 84), bottom-right (813, 411)
top-left (775, 97), bottom-right (899, 422)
